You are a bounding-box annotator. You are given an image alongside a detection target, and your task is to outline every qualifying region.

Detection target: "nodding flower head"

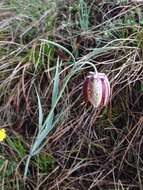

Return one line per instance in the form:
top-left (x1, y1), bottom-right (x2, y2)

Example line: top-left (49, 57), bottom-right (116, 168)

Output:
top-left (83, 72), bottom-right (110, 108)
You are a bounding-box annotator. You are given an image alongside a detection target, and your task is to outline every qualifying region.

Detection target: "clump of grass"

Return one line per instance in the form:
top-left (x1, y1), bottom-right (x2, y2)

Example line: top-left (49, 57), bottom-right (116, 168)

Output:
top-left (79, 0), bottom-right (90, 31)
top-left (0, 0), bottom-right (143, 189)
top-left (36, 153), bottom-right (55, 174)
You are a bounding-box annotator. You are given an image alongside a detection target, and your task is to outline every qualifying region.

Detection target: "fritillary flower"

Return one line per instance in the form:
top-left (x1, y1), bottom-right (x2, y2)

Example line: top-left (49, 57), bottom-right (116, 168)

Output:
top-left (83, 72), bottom-right (110, 108)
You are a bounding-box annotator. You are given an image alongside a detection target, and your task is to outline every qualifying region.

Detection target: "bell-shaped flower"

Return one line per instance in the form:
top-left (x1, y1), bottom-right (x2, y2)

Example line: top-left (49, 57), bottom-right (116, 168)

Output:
top-left (83, 72), bottom-right (110, 108)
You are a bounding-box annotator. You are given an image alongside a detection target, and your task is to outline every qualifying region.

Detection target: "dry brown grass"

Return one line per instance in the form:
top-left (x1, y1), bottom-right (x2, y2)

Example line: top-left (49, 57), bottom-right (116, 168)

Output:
top-left (0, 0), bottom-right (143, 189)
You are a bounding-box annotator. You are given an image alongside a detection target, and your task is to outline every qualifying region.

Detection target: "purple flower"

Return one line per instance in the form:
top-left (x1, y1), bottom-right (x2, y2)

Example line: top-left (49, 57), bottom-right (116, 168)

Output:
top-left (83, 72), bottom-right (110, 108)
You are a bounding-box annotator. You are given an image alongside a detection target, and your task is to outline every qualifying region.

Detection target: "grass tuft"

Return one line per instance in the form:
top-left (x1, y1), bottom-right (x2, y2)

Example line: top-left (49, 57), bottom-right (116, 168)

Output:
top-left (0, 0), bottom-right (143, 189)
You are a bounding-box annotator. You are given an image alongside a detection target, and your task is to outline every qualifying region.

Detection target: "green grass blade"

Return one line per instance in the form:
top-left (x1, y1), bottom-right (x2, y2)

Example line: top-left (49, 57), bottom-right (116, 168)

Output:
top-left (40, 39), bottom-right (76, 63)
top-left (24, 58), bottom-right (59, 177)
top-left (35, 87), bottom-right (43, 130)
